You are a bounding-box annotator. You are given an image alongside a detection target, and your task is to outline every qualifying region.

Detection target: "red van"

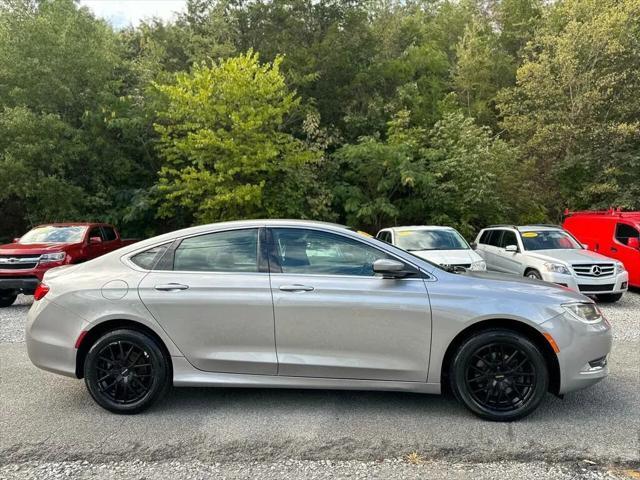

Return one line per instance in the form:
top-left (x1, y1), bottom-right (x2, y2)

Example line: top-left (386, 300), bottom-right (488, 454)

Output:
top-left (563, 209), bottom-right (640, 288)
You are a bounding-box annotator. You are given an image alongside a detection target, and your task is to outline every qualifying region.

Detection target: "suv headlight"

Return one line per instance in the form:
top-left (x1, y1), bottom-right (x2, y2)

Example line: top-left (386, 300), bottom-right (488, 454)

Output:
top-left (616, 262), bottom-right (626, 273)
top-left (39, 252), bottom-right (66, 264)
top-left (543, 262), bottom-right (570, 275)
top-left (562, 302), bottom-right (603, 324)
top-left (469, 260), bottom-right (486, 271)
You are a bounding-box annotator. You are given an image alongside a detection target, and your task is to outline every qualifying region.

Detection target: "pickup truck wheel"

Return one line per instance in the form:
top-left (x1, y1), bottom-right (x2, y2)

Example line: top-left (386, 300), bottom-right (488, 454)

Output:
top-left (525, 269), bottom-right (542, 280)
top-left (0, 290), bottom-right (17, 308)
top-left (596, 293), bottom-right (623, 303)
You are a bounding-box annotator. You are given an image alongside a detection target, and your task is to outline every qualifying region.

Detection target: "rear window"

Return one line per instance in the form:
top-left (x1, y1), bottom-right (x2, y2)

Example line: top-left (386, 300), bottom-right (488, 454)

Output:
top-left (130, 244), bottom-right (170, 270)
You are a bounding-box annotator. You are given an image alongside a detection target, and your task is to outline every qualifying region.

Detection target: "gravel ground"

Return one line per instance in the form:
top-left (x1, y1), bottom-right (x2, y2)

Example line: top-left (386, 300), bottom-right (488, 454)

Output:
top-left (1, 292), bottom-right (638, 479)
top-left (0, 458), bottom-right (636, 480)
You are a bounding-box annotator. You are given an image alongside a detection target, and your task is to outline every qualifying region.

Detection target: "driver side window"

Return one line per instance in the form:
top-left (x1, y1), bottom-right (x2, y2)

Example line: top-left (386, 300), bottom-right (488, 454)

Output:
top-left (272, 228), bottom-right (390, 276)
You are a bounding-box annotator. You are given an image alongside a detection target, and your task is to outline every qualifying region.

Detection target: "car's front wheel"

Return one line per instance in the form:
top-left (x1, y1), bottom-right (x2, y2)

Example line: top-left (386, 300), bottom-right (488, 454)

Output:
top-left (0, 290), bottom-right (17, 308)
top-left (450, 329), bottom-right (548, 421)
top-left (596, 293), bottom-right (623, 303)
top-left (84, 329), bottom-right (170, 414)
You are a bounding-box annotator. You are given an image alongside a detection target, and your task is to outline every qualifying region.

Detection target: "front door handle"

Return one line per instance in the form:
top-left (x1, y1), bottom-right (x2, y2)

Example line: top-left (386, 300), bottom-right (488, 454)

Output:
top-left (610, 247), bottom-right (618, 253)
top-left (155, 283), bottom-right (189, 291)
top-left (279, 284), bottom-right (314, 292)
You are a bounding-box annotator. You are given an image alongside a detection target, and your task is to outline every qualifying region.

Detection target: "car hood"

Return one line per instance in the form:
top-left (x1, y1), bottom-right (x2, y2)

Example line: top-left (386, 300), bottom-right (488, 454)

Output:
top-left (460, 270), bottom-right (590, 304)
top-left (0, 242), bottom-right (77, 255)
top-left (409, 249), bottom-right (481, 265)
top-left (525, 249), bottom-right (616, 265)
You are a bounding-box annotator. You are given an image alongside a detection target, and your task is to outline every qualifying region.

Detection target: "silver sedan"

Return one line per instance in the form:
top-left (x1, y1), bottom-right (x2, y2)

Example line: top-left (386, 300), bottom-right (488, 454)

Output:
top-left (26, 220), bottom-right (612, 421)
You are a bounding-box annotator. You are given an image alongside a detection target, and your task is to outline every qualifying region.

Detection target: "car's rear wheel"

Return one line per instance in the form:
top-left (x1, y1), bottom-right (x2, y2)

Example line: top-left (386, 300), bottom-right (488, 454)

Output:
top-left (596, 293), bottom-right (623, 303)
top-left (450, 329), bottom-right (548, 421)
top-left (0, 290), bottom-right (17, 308)
top-left (84, 329), bottom-right (170, 414)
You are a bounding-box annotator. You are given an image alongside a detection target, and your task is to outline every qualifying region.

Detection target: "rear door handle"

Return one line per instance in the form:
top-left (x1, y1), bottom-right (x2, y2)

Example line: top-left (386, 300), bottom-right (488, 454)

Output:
top-left (155, 283), bottom-right (189, 291)
top-left (279, 284), bottom-right (314, 292)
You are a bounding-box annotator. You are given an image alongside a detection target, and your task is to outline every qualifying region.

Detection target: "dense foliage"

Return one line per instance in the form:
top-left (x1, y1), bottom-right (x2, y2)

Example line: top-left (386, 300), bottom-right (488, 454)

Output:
top-left (0, 0), bottom-right (638, 240)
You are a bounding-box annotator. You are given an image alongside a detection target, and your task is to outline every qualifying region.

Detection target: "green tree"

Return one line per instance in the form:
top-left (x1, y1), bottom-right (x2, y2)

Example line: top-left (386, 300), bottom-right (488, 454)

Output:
top-left (498, 0), bottom-right (640, 214)
top-left (154, 51), bottom-right (326, 223)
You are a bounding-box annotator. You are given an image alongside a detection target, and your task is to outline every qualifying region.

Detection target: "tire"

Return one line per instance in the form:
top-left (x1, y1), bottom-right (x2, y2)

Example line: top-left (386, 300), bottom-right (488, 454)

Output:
top-left (525, 269), bottom-right (542, 280)
top-left (84, 329), bottom-right (170, 414)
top-left (0, 290), bottom-right (17, 308)
top-left (449, 329), bottom-right (549, 421)
top-left (596, 293), bottom-right (623, 303)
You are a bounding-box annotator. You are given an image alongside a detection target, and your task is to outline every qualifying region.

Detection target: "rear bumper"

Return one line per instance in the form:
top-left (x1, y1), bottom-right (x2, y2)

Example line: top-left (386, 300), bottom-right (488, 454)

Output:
top-left (0, 276), bottom-right (39, 294)
top-left (26, 298), bottom-right (87, 378)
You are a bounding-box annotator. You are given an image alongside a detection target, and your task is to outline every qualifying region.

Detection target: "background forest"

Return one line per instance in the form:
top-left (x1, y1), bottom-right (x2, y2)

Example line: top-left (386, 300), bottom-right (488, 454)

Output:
top-left (0, 0), bottom-right (638, 240)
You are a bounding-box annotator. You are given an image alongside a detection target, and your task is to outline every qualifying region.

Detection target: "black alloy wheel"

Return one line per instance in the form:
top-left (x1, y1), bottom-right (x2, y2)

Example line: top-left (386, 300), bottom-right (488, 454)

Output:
top-left (450, 329), bottom-right (548, 421)
top-left (84, 329), bottom-right (169, 414)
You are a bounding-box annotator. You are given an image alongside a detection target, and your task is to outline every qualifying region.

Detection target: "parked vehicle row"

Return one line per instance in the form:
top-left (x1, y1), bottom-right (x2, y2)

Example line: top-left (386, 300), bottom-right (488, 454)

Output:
top-left (0, 223), bottom-right (137, 307)
top-left (27, 220), bottom-right (612, 421)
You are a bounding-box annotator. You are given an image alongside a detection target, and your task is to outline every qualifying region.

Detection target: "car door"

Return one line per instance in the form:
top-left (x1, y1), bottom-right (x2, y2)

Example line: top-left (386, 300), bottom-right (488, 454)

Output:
top-left (137, 227), bottom-right (278, 375)
top-left (614, 222), bottom-right (640, 282)
top-left (268, 227), bottom-right (432, 382)
top-left (494, 230), bottom-right (523, 274)
top-left (477, 230), bottom-right (503, 271)
top-left (100, 225), bottom-right (119, 254)
top-left (85, 226), bottom-right (106, 259)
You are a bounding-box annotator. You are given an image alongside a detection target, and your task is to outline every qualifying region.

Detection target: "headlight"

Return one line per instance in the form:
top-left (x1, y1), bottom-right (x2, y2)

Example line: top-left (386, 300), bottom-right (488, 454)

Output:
top-left (39, 252), bottom-right (66, 264)
top-left (562, 302), bottom-right (603, 324)
top-left (543, 262), bottom-right (570, 275)
top-left (616, 262), bottom-right (626, 273)
top-left (469, 260), bottom-right (486, 271)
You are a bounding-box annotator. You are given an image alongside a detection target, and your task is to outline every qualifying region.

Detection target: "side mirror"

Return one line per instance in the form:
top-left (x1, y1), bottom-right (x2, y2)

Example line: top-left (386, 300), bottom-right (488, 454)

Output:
top-left (89, 236), bottom-right (102, 244)
top-left (470, 242), bottom-right (477, 250)
top-left (628, 237), bottom-right (640, 250)
top-left (373, 259), bottom-right (409, 278)
top-left (505, 245), bottom-right (518, 253)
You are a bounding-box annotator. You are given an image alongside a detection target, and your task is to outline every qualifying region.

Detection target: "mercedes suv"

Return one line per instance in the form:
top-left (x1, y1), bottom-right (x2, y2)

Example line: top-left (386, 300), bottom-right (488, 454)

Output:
top-left (474, 225), bottom-right (628, 302)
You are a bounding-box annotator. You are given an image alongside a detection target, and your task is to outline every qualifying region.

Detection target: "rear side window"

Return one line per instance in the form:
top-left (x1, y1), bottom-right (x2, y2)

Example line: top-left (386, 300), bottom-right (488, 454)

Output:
top-left (615, 223), bottom-right (639, 245)
top-left (480, 230), bottom-right (502, 247)
top-left (131, 244), bottom-right (169, 270)
top-left (173, 228), bottom-right (259, 273)
top-left (102, 226), bottom-right (117, 241)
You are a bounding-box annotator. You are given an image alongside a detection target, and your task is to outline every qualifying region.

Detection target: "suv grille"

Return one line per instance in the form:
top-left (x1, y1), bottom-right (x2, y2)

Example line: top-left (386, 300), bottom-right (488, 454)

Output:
top-left (572, 263), bottom-right (615, 278)
top-left (0, 254), bottom-right (40, 270)
top-left (578, 284), bottom-right (614, 292)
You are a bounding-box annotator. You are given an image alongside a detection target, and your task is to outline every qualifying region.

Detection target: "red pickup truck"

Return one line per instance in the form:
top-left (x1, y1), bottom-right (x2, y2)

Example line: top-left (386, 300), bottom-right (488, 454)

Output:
top-left (0, 223), bottom-right (137, 307)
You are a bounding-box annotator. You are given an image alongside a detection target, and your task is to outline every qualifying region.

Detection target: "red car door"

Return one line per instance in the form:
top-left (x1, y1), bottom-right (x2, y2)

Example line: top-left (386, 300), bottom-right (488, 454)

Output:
top-left (100, 225), bottom-right (120, 254)
top-left (613, 222), bottom-right (640, 287)
top-left (85, 226), bottom-right (105, 260)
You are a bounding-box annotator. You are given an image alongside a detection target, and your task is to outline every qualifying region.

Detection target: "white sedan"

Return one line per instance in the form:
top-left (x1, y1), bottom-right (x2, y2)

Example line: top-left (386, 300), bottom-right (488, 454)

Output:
top-left (376, 226), bottom-right (486, 271)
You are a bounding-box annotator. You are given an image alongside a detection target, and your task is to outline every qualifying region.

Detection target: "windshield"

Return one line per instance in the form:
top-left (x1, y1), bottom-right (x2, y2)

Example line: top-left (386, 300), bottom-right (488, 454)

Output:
top-left (19, 226), bottom-right (87, 244)
top-left (521, 230), bottom-right (581, 251)
top-left (395, 229), bottom-right (470, 251)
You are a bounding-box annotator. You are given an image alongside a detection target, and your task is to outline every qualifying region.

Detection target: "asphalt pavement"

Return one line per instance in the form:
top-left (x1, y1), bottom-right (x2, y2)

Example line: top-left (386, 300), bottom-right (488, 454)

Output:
top-left (1, 292), bottom-right (638, 479)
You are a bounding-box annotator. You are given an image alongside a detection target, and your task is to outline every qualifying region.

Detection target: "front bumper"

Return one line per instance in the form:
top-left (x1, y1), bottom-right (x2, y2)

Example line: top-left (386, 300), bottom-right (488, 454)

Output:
top-left (541, 271), bottom-right (628, 295)
top-left (541, 311), bottom-right (613, 394)
top-left (0, 276), bottom-right (39, 294)
top-left (26, 298), bottom-right (87, 378)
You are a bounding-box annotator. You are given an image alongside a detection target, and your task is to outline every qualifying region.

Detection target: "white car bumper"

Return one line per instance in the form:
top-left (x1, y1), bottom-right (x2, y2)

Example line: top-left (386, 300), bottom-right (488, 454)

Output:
top-left (541, 271), bottom-right (629, 295)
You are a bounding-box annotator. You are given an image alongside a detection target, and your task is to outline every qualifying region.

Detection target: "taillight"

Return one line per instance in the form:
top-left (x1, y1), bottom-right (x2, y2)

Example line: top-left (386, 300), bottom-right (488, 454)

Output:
top-left (34, 283), bottom-right (50, 301)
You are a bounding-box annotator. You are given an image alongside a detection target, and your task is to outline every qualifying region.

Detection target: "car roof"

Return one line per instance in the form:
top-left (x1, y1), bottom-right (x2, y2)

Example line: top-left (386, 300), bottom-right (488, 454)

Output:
top-left (385, 225), bottom-right (456, 232)
top-left (33, 222), bottom-right (108, 228)
top-left (482, 225), bottom-right (563, 232)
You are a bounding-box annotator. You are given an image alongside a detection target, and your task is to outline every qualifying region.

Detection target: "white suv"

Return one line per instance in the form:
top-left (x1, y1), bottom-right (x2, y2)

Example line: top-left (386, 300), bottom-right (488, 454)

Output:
top-left (474, 225), bottom-right (629, 302)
